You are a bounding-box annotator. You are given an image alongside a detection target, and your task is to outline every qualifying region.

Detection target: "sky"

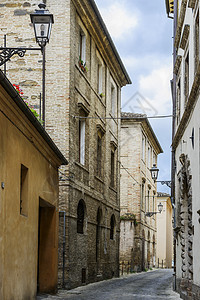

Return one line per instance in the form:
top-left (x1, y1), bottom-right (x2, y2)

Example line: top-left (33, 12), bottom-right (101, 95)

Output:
top-left (95, 0), bottom-right (173, 193)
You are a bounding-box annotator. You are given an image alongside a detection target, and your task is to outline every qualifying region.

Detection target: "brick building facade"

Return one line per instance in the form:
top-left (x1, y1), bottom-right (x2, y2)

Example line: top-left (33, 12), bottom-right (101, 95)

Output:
top-left (0, 0), bottom-right (131, 289)
top-left (120, 113), bottom-right (163, 272)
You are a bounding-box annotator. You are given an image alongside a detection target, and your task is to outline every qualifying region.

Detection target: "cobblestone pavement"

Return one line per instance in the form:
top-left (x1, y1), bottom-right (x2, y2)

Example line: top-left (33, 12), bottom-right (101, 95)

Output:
top-left (37, 269), bottom-right (181, 300)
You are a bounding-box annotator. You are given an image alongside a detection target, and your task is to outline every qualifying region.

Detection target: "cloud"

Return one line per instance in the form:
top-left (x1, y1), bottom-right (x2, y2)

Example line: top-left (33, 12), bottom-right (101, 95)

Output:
top-left (138, 63), bottom-right (172, 115)
top-left (99, 2), bottom-right (139, 40)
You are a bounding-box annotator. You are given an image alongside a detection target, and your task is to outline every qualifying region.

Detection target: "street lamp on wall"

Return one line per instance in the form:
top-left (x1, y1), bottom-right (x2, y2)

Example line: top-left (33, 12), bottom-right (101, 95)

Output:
top-left (150, 164), bottom-right (171, 188)
top-left (0, 3), bottom-right (54, 128)
top-left (145, 202), bottom-right (163, 217)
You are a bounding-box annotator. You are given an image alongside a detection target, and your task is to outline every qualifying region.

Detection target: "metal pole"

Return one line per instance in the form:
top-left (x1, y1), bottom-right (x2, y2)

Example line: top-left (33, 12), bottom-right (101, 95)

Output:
top-left (4, 35), bottom-right (6, 75)
top-left (39, 92), bottom-right (42, 120)
top-left (42, 47), bottom-right (46, 128)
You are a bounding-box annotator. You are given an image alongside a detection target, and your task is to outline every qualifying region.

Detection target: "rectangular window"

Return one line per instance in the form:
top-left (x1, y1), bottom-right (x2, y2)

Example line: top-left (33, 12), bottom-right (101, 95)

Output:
top-left (147, 190), bottom-right (150, 212)
top-left (97, 132), bottom-right (102, 177)
top-left (111, 150), bottom-right (115, 187)
top-left (79, 119), bottom-right (85, 165)
top-left (142, 135), bottom-right (145, 161)
top-left (111, 85), bottom-right (115, 116)
top-left (148, 146), bottom-right (151, 168)
top-left (79, 29), bottom-right (86, 63)
top-left (195, 11), bottom-right (199, 74)
top-left (20, 164), bottom-right (28, 216)
top-left (184, 52), bottom-right (189, 103)
top-left (141, 183), bottom-right (144, 209)
top-left (176, 79), bottom-right (181, 125)
top-left (153, 193), bottom-right (155, 219)
top-left (98, 64), bottom-right (103, 94)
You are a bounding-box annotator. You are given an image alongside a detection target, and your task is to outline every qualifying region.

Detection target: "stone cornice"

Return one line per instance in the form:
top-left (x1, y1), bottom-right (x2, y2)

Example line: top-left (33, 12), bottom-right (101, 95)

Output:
top-left (180, 24), bottom-right (190, 49)
top-left (72, 0), bottom-right (131, 87)
top-left (174, 0), bottom-right (188, 50)
top-left (172, 62), bottom-right (200, 149)
top-left (174, 55), bottom-right (182, 75)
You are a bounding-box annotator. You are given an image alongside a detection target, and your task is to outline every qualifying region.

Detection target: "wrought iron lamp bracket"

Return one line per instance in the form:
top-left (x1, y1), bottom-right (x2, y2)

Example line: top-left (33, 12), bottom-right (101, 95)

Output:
top-left (0, 47), bottom-right (41, 66)
top-left (145, 211), bottom-right (161, 217)
top-left (157, 180), bottom-right (171, 188)
top-left (0, 48), bottom-right (26, 66)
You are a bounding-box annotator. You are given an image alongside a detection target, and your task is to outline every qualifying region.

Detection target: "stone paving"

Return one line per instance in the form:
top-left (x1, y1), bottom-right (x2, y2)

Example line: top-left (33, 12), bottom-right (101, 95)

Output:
top-left (37, 269), bottom-right (181, 300)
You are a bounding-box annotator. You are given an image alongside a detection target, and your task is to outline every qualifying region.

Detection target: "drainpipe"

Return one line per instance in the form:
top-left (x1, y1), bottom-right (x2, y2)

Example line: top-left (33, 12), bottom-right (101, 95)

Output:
top-left (171, 0), bottom-right (178, 292)
top-left (59, 211), bottom-right (66, 288)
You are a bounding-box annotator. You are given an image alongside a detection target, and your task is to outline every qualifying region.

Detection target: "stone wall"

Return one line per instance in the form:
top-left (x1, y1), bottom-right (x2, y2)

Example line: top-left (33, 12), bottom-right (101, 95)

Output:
top-left (120, 117), bottom-right (161, 271)
top-left (0, 0), bottom-right (128, 289)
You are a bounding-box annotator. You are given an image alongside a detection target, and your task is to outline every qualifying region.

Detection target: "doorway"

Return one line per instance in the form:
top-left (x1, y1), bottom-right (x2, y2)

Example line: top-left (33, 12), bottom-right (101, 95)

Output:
top-left (37, 198), bottom-right (58, 294)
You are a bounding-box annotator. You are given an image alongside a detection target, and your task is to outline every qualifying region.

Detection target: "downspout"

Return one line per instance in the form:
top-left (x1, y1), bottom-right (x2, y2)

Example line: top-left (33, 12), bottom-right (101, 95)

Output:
top-left (59, 211), bottom-right (66, 288)
top-left (171, 0), bottom-right (178, 291)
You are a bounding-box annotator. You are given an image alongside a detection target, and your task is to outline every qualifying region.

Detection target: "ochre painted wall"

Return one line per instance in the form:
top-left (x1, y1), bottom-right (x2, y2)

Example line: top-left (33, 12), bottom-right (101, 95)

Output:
top-left (0, 85), bottom-right (60, 300)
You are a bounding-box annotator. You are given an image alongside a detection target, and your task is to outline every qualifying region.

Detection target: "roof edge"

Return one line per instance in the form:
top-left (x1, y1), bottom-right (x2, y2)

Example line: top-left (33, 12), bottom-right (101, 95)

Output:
top-left (89, 0), bottom-right (132, 85)
top-left (0, 70), bottom-right (68, 166)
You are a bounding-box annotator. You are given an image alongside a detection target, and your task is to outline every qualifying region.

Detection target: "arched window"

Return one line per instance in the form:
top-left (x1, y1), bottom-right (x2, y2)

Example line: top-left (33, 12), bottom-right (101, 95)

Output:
top-left (110, 214), bottom-right (115, 240)
top-left (77, 200), bottom-right (85, 234)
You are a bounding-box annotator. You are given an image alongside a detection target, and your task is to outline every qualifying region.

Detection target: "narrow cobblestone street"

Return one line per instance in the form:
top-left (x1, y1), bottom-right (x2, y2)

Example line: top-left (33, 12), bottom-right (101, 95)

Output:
top-left (37, 269), bottom-right (181, 300)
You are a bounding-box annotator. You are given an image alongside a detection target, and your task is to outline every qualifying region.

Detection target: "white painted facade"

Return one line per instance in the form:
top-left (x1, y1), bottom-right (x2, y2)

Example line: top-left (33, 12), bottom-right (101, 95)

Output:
top-left (169, 0), bottom-right (200, 298)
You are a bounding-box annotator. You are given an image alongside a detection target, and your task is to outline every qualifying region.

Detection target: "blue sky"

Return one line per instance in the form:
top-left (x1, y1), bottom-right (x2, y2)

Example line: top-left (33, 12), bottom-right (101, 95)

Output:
top-left (95, 0), bottom-right (173, 193)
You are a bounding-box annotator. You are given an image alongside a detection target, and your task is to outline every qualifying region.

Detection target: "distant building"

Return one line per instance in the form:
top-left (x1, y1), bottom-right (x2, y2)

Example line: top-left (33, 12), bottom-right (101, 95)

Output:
top-left (165, 0), bottom-right (200, 298)
top-left (0, 70), bottom-right (68, 300)
top-left (156, 192), bottom-right (173, 269)
top-left (120, 112), bottom-right (163, 272)
top-left (0, 0), bottom-right (131, 289)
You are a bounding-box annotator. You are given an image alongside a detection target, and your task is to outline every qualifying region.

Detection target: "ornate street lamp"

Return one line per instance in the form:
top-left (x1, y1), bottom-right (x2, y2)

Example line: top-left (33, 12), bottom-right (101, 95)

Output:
top-left (30, 3), bottom-right (54, 50)
top-left (150, 164), bottom-right (159, 182)
top-left (150, 164), bottom-right (171, 188)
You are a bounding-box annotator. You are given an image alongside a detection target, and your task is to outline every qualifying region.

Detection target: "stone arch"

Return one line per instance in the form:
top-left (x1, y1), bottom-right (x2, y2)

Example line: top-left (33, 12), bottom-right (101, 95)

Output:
top-left (179, 154), bottom-right (193, 280)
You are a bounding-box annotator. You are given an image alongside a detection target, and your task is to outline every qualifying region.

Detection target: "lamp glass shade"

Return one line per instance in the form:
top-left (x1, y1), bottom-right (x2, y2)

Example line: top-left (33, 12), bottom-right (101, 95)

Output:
top-left (30, 4), bottom-right (54, 48)
top-left (158, 202), bottom-right (163, 213)
top-left (150, 164), bottom-right (159, 181)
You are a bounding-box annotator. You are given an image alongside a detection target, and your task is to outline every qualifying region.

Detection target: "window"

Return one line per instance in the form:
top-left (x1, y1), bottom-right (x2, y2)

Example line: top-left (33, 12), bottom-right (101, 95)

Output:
top-left (110, 146), bottom-right (116, 188)
top-left (77, 200), bottom-right (85, 234)
top-left (98, 64), bottom-right (103, 94)
top-left (79, 118), bottom-right (85, 165)
top-left (184, 51), bottom-right (189, 103)
top-left (153, 151), bottom-right (156, 165)
top-left (176, 78), bottom-right (181, 125)
top-left (141, 182), bottom-right (145, 209)
top-left (110, 214), bottom-right (115, 240)
top-left (97, 130), bottom-right (103, 177)
top-left (147, 190), bottom-right (150, 212)
top-left (20, 164), bottom-right (28, 216)
top-left (111, 85), bottom-right (115, 116)
top-left (79, 28), bottom-right (86, 63)
top-left (142, 135), bottom-right (145, 161)
top-left (148, 145), bottom-right (151, 168)
top-left (153, 192), bottom-right (156, 219)
top-left (195, 11), bottom-right (199, 74)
